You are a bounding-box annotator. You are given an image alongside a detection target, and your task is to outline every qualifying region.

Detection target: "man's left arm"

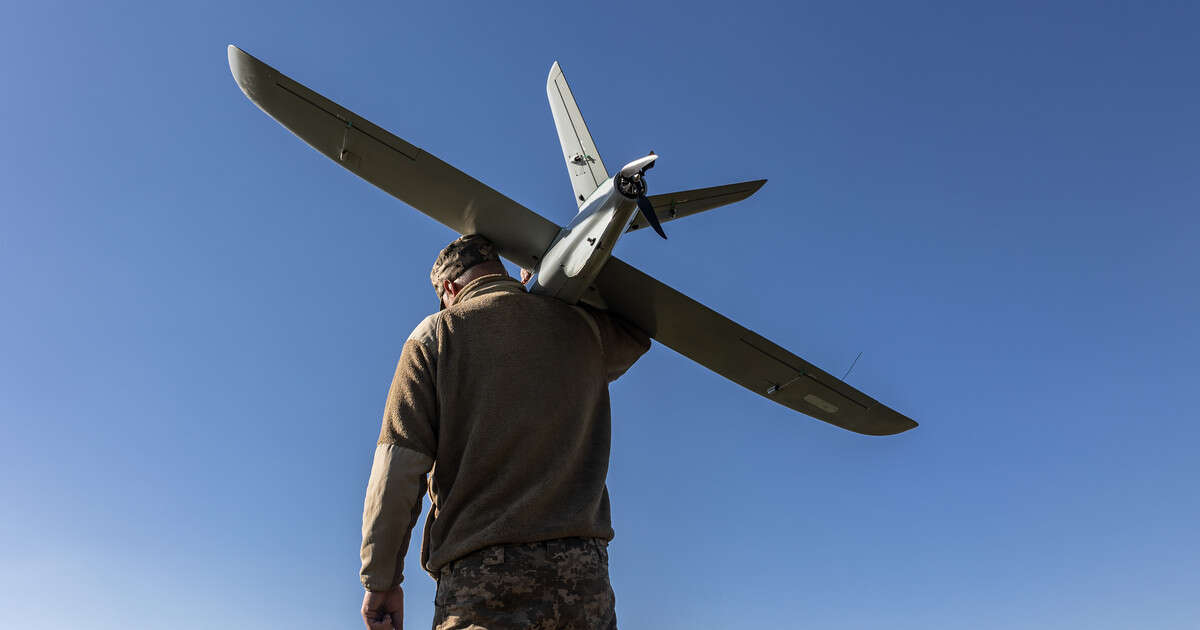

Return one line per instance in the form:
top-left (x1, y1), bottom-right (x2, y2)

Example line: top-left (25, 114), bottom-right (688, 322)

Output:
top-left (361, 328), bottom-right (440, 626)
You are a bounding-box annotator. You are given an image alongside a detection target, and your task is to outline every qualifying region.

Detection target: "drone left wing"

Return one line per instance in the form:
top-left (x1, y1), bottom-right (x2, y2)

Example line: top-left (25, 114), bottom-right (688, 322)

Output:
top-left (227, 45), bottom-right (560, 270)
top-left (591, 256), bottom-right (918, 436)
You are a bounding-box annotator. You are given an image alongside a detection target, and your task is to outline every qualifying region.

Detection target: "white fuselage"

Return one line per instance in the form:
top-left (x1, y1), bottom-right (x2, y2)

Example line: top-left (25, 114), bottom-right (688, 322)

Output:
top-left (530, 177), bottom-right (638, 304)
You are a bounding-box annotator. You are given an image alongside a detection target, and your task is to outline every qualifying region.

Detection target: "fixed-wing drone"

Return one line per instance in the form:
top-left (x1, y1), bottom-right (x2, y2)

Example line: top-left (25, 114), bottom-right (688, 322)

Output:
top-left (227, 46), bottom-right (917, 436)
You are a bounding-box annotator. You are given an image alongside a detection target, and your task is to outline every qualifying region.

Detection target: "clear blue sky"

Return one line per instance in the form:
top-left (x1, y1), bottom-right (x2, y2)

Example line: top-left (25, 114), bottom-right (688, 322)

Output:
top-left (2, 2), bottom-right (1197, 628)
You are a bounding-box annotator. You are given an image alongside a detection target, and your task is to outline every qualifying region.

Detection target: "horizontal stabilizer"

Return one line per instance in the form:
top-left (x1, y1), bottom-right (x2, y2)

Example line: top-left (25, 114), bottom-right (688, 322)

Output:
top-left (626, 179), bottom-right (766, 233)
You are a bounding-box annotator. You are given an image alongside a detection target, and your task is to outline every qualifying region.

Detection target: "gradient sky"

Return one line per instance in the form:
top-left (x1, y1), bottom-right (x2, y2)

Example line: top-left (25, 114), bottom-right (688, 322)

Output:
top-left (2, 2), bottom-right (1198, 628)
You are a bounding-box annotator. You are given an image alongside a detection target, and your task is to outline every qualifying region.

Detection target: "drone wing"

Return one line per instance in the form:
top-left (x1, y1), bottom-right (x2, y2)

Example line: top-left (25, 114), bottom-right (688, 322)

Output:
top-left (227, 45), bottom-right (560, 270)
top-left (547, 62), bottom-right (610, 207)
top-left (590, 256), bottom-right (918, 435)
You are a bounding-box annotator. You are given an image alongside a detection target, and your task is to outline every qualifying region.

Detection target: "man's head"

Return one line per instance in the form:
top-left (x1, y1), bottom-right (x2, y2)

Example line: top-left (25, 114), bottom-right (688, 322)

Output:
top-left (430, 234), bottom-right (509, 309)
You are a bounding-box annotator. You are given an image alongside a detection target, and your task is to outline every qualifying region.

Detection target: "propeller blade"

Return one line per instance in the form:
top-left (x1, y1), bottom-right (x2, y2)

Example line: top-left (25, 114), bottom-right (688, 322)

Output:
top-left (637, 194), bottom-right (667, 239)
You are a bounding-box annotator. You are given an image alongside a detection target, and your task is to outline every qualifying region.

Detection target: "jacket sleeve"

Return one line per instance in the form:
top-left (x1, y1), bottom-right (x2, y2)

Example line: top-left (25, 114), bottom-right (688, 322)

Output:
top-left (360, 317), bottom-right (440, 591)
top-left (584, 306), bottom-right (652, 382)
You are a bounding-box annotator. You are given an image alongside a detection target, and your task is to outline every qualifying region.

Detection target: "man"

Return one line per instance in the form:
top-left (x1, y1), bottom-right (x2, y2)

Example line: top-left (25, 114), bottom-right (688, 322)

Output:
top-left (361, 234), bottom-right (650, 629)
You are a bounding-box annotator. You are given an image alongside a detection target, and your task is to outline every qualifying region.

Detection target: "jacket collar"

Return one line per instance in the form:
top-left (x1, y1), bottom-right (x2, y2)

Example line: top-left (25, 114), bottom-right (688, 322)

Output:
top-left (453, 274), bottom-right (525, 307)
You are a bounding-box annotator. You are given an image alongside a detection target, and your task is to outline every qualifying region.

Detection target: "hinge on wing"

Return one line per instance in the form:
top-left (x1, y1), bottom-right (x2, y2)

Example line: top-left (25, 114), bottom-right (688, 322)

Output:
top-left (339, 121), bottom-right (361, 168)
top-left (767, 372), bottom-right (805, 395)
top-left (568, 153), bottom-right (596, 166)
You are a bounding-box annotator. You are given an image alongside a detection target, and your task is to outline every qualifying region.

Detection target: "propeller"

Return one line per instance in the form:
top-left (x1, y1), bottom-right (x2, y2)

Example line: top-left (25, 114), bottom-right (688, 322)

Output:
top-left (616, 153), bottom-right (667, 239)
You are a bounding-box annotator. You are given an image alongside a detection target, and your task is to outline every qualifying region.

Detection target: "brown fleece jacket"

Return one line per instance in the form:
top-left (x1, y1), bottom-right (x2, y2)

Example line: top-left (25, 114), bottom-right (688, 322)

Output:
top-left (360, 275), bottom-right (650, 589)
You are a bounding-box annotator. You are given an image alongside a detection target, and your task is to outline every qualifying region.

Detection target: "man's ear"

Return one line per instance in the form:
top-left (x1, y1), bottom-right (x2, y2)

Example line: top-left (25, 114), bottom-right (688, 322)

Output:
top-left (442, 279), bottom-right (459, 300)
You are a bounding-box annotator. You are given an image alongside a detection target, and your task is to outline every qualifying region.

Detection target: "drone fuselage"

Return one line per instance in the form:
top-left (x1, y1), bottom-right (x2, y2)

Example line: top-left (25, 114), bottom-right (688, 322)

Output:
top-left (530, 177), bottom-right (637, 304)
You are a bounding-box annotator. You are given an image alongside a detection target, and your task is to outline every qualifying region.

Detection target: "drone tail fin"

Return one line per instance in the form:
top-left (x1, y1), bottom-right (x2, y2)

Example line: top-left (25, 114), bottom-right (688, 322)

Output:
top-left (547, 62), bottom-right (610, 208)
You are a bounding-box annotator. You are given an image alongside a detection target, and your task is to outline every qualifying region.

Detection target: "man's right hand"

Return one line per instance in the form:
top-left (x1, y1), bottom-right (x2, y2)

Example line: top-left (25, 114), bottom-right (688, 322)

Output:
top-left (362, 586), bottom-right (404, 630)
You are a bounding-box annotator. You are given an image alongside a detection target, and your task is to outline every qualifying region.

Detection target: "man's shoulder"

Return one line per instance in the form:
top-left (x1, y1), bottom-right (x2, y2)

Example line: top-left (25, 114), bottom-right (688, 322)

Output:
top-left (406, 311), bottom-right (442, 354)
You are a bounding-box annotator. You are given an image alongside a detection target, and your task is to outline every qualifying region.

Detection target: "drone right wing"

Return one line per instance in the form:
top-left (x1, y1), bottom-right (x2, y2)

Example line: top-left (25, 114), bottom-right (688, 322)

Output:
top-left (591, 256), bottom-right (918, 435)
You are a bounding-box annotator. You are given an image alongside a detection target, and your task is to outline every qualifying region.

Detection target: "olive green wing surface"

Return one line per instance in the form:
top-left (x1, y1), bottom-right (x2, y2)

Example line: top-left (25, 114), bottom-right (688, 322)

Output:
top-left (228, 45), bottom-right (560, 270)
top-left (590, 256), bottom-right (918, 436)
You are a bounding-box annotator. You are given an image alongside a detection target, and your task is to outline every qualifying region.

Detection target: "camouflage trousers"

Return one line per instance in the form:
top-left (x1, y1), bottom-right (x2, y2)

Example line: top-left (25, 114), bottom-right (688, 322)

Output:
top-left (432, 537), bottom-right (617, 630)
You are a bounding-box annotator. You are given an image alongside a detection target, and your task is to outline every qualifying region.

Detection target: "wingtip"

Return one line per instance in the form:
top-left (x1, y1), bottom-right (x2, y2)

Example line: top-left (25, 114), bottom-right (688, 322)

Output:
top-left (227, 44), bottom-right (266, 101)
top-left (830, 401), bottom-right (915, 436)
top-left (883, 415), bottom-right (916, 434)
top-left (858, 422), bottom-right (918, 437)
top-left (227, 44), bottom-right (245, 68)
top-left (227, 44), bottom-right (249, 81)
